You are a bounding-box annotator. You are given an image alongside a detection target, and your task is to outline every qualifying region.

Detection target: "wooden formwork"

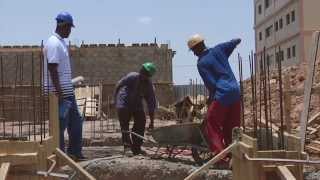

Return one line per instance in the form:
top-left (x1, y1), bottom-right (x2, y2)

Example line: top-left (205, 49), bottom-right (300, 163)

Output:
top-left (232, 132), bottom-right (305, 180)
top-left (0, 94), bottom-right (95, 180)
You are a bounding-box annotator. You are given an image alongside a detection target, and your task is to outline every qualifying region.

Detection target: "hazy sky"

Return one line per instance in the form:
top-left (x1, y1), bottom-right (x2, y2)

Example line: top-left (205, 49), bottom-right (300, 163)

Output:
top-left (0, 0), bottom-right (254, 84)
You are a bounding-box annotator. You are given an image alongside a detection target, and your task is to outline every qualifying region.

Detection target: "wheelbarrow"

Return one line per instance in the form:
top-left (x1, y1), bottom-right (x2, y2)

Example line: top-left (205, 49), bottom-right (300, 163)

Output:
top-left (128, 122), bottom-right (213, 165)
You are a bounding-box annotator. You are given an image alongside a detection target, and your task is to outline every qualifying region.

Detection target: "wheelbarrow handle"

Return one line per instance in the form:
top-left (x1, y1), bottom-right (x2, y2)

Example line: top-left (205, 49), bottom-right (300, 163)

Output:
top-left (122, 130), bottom-right (157, 144)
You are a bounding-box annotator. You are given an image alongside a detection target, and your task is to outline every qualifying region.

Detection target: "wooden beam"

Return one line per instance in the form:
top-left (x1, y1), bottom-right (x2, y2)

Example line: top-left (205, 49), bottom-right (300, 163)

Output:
top-left (55, 148), bottom-right (95, 180)
top-left (276, 166), bottom-right (296, 180)
top-left (306, 145), bottom-right (320, 152)
top-left (0, 153), bottom-right (38, 166)
top-left (307, 112), bottom-right (320, 126)
top-left (49, 94), bottom-right (59, 149)
top-left (0, 140), bottom-right (40, 154)
top-left (184, 142), bottom-right (236, 180)
top-left (0, 163), bottom-right (10, 180)
top-left (263, 165), bottom-right (295, 172)
top-left (300, 31), bottom-right (320, 151)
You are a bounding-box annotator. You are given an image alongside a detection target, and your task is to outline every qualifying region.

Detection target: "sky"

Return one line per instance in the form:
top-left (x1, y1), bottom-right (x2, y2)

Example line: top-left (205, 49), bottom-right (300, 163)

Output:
top-left (0, 0), bottom-right (254, 85)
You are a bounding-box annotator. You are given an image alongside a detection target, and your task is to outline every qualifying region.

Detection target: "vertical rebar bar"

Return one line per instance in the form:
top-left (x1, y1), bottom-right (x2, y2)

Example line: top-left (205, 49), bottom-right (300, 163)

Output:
top-left (259, 53), bottom-right (263, 146)
top-left (0, 55), bottom-right (4, 138)
top-left (267, 49), bottom-right (273, 149)
top-left (12, 54), bottom-right (19, 138)
top-left (18, 54), bottom-right (23, 138)
top-left (33, 52), bottom-right (37, 141)
top-left (238, 53), bottom-right (245, 132)
top-left (195, 78), bottom-right (198, 105)
top-left (249, 54), bottom-right (257, 138)
top-left (277, 47), bottom-right (285, 149)
top-left (263, 47), bottom-right (270, 149)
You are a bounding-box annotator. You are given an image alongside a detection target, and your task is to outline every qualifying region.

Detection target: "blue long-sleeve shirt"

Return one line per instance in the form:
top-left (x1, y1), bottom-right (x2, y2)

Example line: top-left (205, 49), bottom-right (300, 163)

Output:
top-left (197, 39), bottom-right (241, 106)
top-left (115, 72), bottom-right (156, 113)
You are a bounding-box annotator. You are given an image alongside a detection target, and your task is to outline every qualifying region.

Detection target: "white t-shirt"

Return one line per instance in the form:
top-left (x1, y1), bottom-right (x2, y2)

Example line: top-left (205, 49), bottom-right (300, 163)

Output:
top-left (43, 33), bottom-right (73, 97)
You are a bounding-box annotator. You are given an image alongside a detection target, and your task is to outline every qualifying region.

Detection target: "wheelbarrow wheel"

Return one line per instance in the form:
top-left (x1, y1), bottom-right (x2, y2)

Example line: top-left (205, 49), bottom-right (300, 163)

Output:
top-left (191, 147), bottom-right (213, 165)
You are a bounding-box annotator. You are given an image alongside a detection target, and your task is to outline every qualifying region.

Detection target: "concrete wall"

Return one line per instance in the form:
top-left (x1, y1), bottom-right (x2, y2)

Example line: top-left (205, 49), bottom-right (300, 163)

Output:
top-left (71, 43), bottom-right (174, 84)
top-left (0, 43), bottom-right (175, 107)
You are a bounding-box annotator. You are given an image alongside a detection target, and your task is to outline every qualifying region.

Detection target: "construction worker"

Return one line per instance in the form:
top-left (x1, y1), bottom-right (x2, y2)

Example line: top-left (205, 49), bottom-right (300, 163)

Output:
top-left (114, 62), bottom-right (157, 156)
top-left (188, 34), bottom-right (241, 163)
top-left (43, 12), bottom-right (85, 160)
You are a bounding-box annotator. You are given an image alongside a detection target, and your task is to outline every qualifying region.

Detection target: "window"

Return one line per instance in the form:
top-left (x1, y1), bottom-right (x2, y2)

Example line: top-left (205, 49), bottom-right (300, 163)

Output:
top-left (265, 25), bottom-right (273, 38)
top-left (265, 0), bottom-right (270, 9)
top-left (292, 45), bottom-right (296, 57)
top-left (291, 11), bottom-right (295, 22)
top-left (286, 14), bottom-right (290, 25)
top-left (258, 5), bottom-right (262, 14)
top-left (279, 18), bottom-right (283, 29)
top-left (287, 48), bottom-right (291, 59)
top-left (259, 32), bottom-right (262, 41)
top-left (275, 21), bottom-right (279, 31)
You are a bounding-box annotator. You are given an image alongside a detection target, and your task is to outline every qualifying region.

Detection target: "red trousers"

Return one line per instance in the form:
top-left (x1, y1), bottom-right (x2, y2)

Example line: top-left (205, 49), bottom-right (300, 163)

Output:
top-left (204, 100), bottom-right (240, 153)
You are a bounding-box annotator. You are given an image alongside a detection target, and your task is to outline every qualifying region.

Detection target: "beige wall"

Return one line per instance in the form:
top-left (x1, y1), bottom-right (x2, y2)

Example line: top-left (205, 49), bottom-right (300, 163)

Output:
top-left (302, 0), bottom-right (320, 31)
top-left (0, 43), bottom-right (176, 107)
top-left (255, 0), bottom-right (301, 68)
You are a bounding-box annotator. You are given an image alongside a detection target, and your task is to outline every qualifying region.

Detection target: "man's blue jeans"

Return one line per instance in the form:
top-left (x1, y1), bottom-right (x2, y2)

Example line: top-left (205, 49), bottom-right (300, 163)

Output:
top-left (59, 95), bottom-right (83, 157)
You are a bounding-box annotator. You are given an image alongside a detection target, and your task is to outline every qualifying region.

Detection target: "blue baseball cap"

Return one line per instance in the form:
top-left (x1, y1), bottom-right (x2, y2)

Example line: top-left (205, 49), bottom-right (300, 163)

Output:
top-left (55, 12), bottom-right (75, 27)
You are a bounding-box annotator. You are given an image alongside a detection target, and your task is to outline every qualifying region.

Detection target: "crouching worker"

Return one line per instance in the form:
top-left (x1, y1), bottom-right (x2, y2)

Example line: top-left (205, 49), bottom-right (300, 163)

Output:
top-left (188, 34), bottom-right (241, 166)
top-left (114, 62), bottom-right (157, 156)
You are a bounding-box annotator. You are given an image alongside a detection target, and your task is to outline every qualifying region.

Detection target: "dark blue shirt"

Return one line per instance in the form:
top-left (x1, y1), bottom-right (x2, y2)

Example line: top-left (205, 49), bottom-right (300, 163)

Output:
top-left (197, 39), bottom-right (241, 106)
top-left (115, 72), bottom-right (156, 112)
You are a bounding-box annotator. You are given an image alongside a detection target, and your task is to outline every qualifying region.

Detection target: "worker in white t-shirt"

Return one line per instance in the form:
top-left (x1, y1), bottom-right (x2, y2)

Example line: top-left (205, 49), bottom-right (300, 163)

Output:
top-left (43, 12), bottom-right (85, 161)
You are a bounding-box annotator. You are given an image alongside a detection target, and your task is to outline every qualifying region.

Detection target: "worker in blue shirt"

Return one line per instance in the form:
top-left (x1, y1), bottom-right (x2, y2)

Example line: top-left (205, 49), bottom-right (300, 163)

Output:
top-left (114, 62), bottom-right (157, 156)
top-left (188, 34), bottom-right (241, 162)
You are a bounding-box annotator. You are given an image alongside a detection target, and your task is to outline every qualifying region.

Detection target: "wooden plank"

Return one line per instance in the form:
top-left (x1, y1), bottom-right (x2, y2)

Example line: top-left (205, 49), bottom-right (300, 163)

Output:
top-left (241, 133), bottom-right (258, 148)
top-left (0, 153), bottom-right (37, 166)
top-left (42, 136), bottom-right (55, 157)
top-left (307, 112), bottom-right (320, 126)
top-left (0, 141), bottom-right (39, 154)
top-left (306, 145), bottom-right (320, 152)
top-left (55, 148), bottom-right (95, 180)
top-left (184, 142), bottom-right (236, 180)
top-left (300, 31), bottom-right (320, 151)
top-left (276, 166), bottom-right (296, 180)
top-left (263, 165), bottom-right (295, 172)
top-left (49, 94), bottom-right (59, 149)
top-left (286, 134), bottom-right (301, 152)
top-left (0, 163), bottom-right (10, 180)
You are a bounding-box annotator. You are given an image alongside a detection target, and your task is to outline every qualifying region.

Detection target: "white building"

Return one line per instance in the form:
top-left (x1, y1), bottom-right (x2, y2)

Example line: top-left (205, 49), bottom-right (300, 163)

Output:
top-left (254, 0), bottom-right (320, 68)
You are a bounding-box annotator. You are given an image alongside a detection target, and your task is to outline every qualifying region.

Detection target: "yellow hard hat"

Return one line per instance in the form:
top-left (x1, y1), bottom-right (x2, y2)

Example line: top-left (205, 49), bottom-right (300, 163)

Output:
top-left (187, 34), bottom-right (204, 49)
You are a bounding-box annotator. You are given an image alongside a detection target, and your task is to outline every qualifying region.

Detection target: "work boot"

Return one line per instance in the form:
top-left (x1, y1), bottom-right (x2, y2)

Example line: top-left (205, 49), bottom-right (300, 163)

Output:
top-left (68, 154), bottom-right (88, 162)
top-left (123, 146), bottom-right (134, 157)
top-left (132, 147), bottom-right (147, 156)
